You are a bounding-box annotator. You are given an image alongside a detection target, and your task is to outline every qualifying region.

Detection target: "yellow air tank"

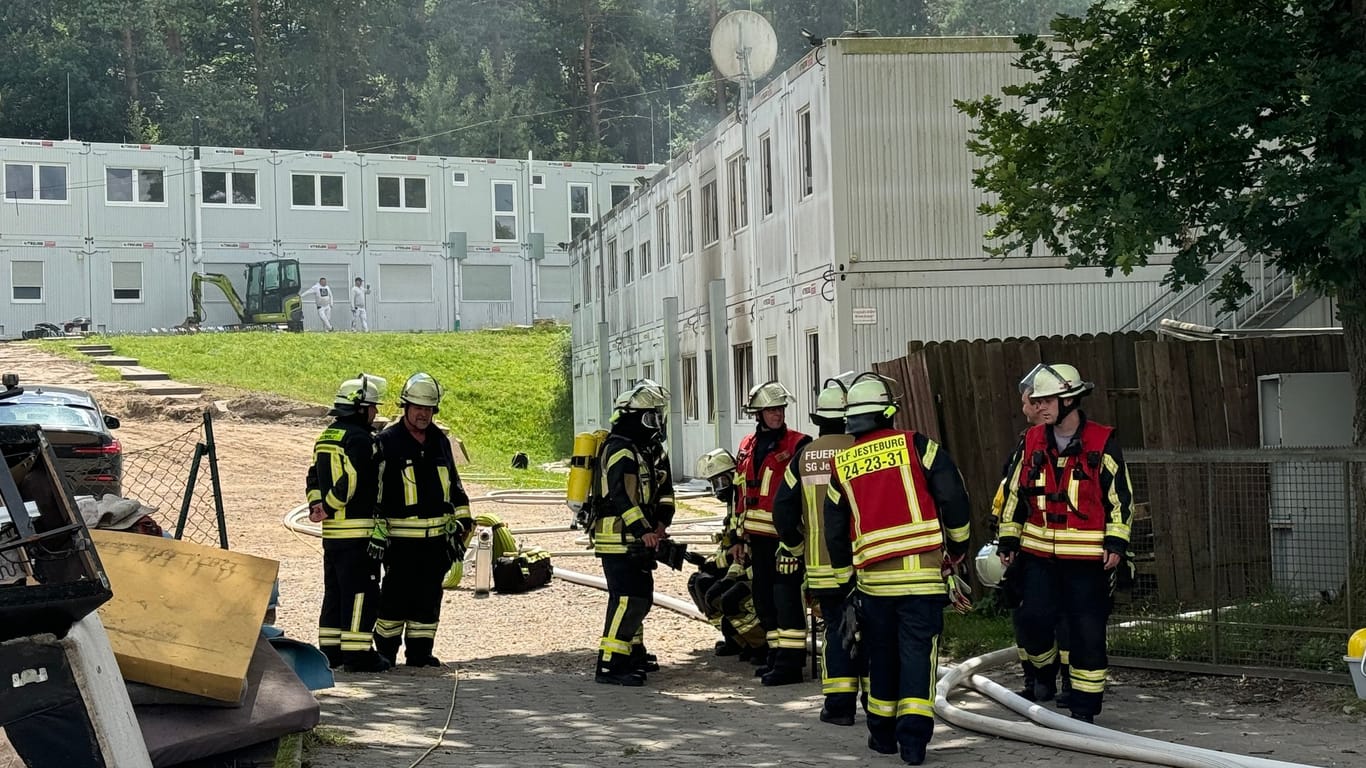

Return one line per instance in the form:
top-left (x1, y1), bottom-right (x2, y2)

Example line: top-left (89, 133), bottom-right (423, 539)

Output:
top-left (566, 430), bottom-right (608, 516)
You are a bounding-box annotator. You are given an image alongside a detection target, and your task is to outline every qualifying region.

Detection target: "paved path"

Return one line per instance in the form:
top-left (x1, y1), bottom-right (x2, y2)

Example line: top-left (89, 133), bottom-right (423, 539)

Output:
top-left (309, 649), bottom-right (1363, 767)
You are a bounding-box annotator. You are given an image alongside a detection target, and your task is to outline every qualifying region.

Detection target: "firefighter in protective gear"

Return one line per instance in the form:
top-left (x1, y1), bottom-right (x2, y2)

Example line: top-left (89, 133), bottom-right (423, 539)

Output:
top-left (589, 379), bottom-right (676, 685)
top-left (371, 373), bottom-right (471, 667)
top-left (688, 449), bottom-right (767, 658)
top-left (999, 362), bottom-right (1132, 723)
top-left (733, 380), bottom-right (812, 683)
top-left (306, 374), bottom-right (391, 673)
top-left (995, 372), bottom-right (1072, 705)
top-left (773, 376), bottom-right (864, 722)
top-left (825, 373), bottom-right (971, 765)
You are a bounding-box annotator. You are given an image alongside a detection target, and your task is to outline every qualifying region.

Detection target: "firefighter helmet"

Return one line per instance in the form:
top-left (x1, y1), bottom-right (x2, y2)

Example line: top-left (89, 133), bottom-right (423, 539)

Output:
top-left (1023, 363), bottom-right (1093, 399)
top-left (613, 378), bottom-right (669, 412)
top-left (812, 378), bottom-right (850, 420)
top-left (745, 380), bottom-right (796, 412)
top-left (844, 373), bottom-right (899, 418)
top-left (400, 372), bottom-right (443, 408)
top-left (974, 542), bottom-right (1006, 588)
top-left (695, 448), bottom-right (736, 480)
top-left (334, 373), bottom-right (387, 408)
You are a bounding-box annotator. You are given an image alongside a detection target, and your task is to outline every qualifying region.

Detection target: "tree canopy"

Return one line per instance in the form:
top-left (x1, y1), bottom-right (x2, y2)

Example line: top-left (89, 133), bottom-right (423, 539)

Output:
top-left (1, 0), bottom-right (1088, 162)
top-left (958, 0), bottom-right (1366, 445)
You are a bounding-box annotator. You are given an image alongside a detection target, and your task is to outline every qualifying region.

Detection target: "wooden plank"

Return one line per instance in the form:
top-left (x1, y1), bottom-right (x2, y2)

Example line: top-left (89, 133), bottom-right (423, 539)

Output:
top-left (91, 530), bottom-right (278, 703)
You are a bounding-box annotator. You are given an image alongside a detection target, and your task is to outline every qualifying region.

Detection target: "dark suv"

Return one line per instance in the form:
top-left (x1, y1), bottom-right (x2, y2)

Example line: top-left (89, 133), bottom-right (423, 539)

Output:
top-left (0, 374), bottom-right (123, 497)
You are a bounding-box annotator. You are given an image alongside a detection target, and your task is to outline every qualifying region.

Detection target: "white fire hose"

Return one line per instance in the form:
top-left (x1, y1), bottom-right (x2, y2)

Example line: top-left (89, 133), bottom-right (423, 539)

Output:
top-left (282, 500), bottom-right (1320, 768)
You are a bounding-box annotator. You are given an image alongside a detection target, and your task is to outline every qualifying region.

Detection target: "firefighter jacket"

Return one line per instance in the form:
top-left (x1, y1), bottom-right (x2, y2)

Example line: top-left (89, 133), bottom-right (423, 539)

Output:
top-left (374, 421), bottom-right (472, 541)
top-left (824, 428), bottom-right (971, 598)
top-left (307, 415), bottom-right (380, 540)
top-left (999, 415), bottom-right (1133, 560)
top-left (589, 433), bottom-right (675, 555)
top-left (989, 433), bottom-right (1028, 534)
top-left (773, 433), bottom-right (855, 593)
top-left (736, 426), bottom-right (809, 539)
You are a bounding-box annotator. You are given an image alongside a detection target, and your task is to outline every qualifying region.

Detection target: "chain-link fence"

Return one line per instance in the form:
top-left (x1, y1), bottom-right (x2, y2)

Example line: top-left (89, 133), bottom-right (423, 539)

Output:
top-left (100, 410), bottom-right (226, 549)
top-left (1112, 448), bottom-right (1365, 681)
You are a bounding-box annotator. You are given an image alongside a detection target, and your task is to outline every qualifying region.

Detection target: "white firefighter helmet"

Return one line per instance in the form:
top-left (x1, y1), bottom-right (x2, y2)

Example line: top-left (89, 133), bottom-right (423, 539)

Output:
top-left (613, 378), bottom-right (670, 412)
top-left (400, 372), bottom-right (443, 408)
top-left (975, 541), bottom-right (1006, 588)
top-left (334, 373), bottom-right (387, 409)
top-left (812, 377), bottom-right (850, 420)
top-left (844, 373), bottom-right (899, 418)
top-left (695, 448), bottom-right (736, 480)
top-left (745, 380), bottom-right (796, 412)
top-left (1022, 363), bottom-right (1093, 399)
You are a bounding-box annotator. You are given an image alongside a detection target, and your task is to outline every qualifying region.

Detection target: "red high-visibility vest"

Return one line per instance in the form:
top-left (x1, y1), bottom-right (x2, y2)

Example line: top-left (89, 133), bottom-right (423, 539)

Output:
top-left (833, 428), bottom-right (943, 568)
top-left (738, 428), bottom-right (807, 538)
top-left (1017, 421), bottom-right (1113, 559)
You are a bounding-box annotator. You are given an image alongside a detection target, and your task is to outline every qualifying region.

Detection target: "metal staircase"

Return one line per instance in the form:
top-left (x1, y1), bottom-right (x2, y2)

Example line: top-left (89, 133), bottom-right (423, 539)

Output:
top-left (1119, 247), bottom-right (1313, 333)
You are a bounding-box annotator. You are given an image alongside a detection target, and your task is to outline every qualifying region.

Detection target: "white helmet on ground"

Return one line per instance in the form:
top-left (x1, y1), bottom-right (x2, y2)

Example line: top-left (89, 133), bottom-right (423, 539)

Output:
top-left (400, 372), bottom-right (443, 409)
top-left (1022, 363), bottom-right (1093, 399)
top-left (745, 380), bottom-right (796, 413)
top-left (975, 542), bottom-right (1006, 588)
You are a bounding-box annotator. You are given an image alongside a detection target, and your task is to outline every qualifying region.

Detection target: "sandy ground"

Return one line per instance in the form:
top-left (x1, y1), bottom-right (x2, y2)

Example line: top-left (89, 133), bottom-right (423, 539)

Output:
top-left (3, 341), bottom-right (1364, 768)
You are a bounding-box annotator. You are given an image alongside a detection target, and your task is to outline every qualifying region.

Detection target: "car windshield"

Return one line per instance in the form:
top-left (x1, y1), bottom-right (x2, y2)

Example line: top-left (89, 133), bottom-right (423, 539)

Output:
top-left (0, 400), bottom-right (101, 430)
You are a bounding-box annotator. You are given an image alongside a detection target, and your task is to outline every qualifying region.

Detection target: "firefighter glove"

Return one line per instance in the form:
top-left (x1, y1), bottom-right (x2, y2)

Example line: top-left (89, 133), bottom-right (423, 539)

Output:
top-left (367, 519), bottom-right (389, 561)
top-left (776, 542), bottom-right (804, 575)
top-left (839, 592), bottom-right (862, 659)
top-left (446, 534), bottom-right (466, 564)
top-left (945, 574), bottom-right (973, 615)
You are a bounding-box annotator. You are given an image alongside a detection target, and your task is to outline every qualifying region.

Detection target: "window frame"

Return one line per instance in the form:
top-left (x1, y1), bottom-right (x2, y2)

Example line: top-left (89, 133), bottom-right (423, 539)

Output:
top-left (105, 167), bottom-right (167, 207)
top-left (568, 182), bottom-right (593, 239)
top-left (376, 174), bottom-right (430, 212)
top-left (452, 170), bottom-right (469, 186)
top-left (759, 133), bottom-right (774, 216)
top-left (679, 189), bottom-right (695, 257)
top-left (727, 153), bottom-right (748, 234)
top-left (610, 183), bottom-right (632, 207)
top-left (531, 173), bottom-right (546, 189)
top-left (682, 354), bottom-right (699, 421)
top-left (639, 241), bottom-right (652, 277)
top-left (705, 349), bottom-right (716, 423)
top-left (111, 261), bottom-right (144, 303)
top-left (607, 240), bottom-right (619, 293)
top-left (580, 253), bottom-right (593, 303)
top-left (202, 169), bottom-right (260, 207)
top-left (655, 202), bottom-right (671, 267)
top-left (11, 260), bottom-right (44, 303)
top-left (289, 172), bottom-right (347, 210)
top-left (806, 330), bottom-right (821, 401)
top-left (623, 245), bottom-right (635, 286)
top-left (460, 263), bottom-right (514, 302)
top-left (492, 179), bottom-right (519, 242)
top-left (378, 263), bottom-right (436, 303)
top-left (732, 343), bottom-right (754, 418)
top-left (798, 107), bottom-right (814, 200)
top-left (700, 180), bottom-right (720, 247)
top-left (4, 162), bottom-right (69, 204)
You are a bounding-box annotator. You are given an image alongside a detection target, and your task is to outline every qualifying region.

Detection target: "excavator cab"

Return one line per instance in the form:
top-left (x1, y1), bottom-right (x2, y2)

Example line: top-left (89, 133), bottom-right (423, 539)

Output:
top-left (245, 259), bottom-right (301, 319)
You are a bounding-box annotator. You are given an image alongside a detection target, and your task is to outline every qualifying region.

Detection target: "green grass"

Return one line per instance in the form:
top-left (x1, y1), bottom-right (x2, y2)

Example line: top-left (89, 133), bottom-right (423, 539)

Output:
top-left (46, 328), bottom-right (574, 483)
top-left (942, 593), bottom-right (1017, 660)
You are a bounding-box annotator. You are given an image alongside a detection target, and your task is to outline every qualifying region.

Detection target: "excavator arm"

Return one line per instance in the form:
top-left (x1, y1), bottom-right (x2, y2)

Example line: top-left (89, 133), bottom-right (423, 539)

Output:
top-left (186, 272), bottom-right (248, 326)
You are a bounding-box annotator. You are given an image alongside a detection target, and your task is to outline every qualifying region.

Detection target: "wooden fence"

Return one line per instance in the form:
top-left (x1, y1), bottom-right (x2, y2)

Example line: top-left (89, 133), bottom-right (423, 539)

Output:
top-left (871, 332), bottom-right (1348, 604)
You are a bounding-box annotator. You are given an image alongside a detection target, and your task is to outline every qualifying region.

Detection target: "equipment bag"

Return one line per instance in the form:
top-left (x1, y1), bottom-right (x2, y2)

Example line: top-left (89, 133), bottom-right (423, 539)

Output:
top-left (492, 547), bottom-right (553, 593)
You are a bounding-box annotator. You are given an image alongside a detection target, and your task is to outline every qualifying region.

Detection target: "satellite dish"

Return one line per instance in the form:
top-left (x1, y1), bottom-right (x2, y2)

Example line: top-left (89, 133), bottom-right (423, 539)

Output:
top-left (709, 10), bottom-right (778, 83)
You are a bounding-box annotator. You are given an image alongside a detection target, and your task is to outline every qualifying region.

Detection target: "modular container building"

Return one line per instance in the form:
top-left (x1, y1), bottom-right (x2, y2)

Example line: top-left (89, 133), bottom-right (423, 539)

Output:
top-left (569, 36), bottom-right (1333, 474)
top-left (0, 137), bottom-right (657, 335)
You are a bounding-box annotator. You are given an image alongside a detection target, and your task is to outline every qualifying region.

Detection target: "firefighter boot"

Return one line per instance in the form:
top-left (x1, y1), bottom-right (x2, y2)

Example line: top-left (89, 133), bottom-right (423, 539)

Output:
top-left (407, 655), bottom-right (443, 668)
top-left (819, 703), bottom-right (856, 726)
top-left (900, 741), bottom-right (928, 766)
top-left (761, 666), bottom-right (803, 686)
top-left (631, 646), bottom-right (660, 674)
top-left (342, 651), bottom-right (393, 673)
top-left (595, 652), bottom-right (644, 687)
top-left (715, 638), bottom-right (743, 656)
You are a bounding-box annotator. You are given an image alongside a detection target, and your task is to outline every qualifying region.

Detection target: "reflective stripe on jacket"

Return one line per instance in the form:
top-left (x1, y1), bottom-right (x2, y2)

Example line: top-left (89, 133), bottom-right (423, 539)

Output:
top-left (999, 418), bottom-right (1132, 560)
top-left (737, 428), bottom-right (808, 538)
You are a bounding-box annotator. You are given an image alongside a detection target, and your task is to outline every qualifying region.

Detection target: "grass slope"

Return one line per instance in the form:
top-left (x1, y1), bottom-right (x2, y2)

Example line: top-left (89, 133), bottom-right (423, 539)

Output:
top-left (99, 328), bottom-right (573, 478)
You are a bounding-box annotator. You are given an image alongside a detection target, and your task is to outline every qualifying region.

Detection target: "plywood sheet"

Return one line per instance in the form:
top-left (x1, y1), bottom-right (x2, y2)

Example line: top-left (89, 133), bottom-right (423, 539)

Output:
top-left (91, 531), bottom-right (278, 703)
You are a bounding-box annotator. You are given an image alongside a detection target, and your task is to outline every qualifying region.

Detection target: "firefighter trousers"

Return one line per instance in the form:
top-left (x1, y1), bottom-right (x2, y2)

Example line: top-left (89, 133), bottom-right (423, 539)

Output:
top-left (318, 539), bottom-right (383, 667)
top-left (597, 553), bottom-right (654, 672)
top-left (860, 593), bottom-right (944, 753)
top-left (1014, 554), bottom-right (1111, 717)
top-left (749, 536), bottom-right (807, 668)
top-left (1013, 605), bottom-right (1071, 688)
top-left (816, 592), bottom-right (867, 716)
top-left (374, 537), bottom-right (451, 664)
